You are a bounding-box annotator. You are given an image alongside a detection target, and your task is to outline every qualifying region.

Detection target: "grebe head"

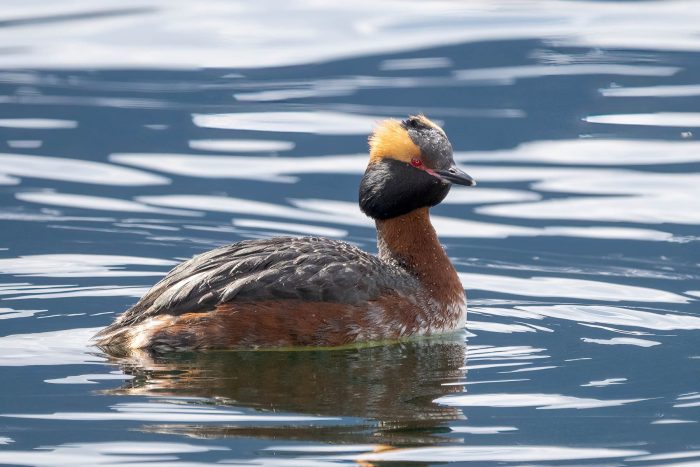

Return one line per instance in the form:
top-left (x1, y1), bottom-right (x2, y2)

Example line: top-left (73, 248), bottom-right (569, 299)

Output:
top-left (359, 114), bottom-right (475, 220)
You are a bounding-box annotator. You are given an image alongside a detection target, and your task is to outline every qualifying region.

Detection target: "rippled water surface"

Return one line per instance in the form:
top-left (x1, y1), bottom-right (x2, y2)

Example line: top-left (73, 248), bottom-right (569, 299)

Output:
top-left (1, 1), bottom-right (699, 465)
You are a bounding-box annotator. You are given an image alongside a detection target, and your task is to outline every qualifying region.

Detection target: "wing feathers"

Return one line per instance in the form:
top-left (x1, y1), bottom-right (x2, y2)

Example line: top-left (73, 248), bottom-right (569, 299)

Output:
top-left (98, 237), bottom-right (418, 335)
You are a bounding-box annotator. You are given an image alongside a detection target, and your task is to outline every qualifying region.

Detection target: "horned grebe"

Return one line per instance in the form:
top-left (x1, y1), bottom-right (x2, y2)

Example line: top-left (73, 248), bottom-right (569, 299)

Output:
top-left (95, 115), bottom-right (475, 353)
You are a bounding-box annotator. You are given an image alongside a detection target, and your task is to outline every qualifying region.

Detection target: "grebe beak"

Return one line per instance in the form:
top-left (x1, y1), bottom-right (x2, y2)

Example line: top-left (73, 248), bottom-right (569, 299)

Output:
top-left (435, 165), bottom-right (476, 186)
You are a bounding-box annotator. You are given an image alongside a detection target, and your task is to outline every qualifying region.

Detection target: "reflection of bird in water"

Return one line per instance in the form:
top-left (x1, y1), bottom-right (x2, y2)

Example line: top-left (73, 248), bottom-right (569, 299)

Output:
top-left (104, 337), bottom-right (467, 445)
top-left (95, 115), bottom-right (475, 353)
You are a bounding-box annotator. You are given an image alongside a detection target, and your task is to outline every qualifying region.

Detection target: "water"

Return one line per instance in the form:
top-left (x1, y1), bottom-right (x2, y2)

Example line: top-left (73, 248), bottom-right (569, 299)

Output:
top-left (1, 0), bottom-right (699, 465)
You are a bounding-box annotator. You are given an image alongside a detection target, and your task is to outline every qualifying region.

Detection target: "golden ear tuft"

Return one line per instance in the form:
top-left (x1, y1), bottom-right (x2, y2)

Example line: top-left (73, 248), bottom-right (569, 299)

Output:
top-left (412, 114), bottom-right (445, 135)
top-left (368, 119), bottom-right (421, 163)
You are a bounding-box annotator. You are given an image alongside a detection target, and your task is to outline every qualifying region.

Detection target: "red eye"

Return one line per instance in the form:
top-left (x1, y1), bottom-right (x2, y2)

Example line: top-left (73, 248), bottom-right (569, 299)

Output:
top-left (410, 158), bottom-right (423, 167)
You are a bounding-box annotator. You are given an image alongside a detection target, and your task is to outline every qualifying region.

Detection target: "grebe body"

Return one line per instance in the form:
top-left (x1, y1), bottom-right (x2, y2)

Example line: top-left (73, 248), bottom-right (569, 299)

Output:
top-left (95, 115), bottom-right (475, 353)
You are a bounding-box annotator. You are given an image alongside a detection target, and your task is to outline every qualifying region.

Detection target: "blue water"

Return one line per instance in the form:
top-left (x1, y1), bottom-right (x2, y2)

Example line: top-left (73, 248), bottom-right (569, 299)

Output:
top-left (1, 1), bottom-right (699, 465)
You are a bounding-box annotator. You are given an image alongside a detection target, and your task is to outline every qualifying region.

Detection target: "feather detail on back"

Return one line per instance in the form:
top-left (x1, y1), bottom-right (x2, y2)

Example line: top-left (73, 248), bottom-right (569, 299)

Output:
top-left (95, 236), bottom-right (421, 341)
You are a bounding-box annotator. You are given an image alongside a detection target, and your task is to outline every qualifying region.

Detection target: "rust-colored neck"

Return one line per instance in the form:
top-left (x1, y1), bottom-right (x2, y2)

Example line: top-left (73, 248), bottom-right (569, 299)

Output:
top-left (376, 208), bottom-right (463, 302)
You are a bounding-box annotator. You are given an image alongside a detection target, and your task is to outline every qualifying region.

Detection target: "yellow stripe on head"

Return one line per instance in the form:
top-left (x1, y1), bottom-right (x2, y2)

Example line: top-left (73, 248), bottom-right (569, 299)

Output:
top-left (412, 114), bottom-right (445, 136)
top-left (368, 119), bottom-right (420, 164)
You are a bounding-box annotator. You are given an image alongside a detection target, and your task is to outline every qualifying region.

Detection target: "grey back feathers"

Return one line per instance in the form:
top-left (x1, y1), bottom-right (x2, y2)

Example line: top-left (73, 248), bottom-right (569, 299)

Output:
top-left (97, 237), bottom-right (420, 334)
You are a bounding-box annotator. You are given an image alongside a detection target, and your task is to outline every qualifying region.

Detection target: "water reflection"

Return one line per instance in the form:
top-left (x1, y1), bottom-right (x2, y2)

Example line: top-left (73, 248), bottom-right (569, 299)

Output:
top-left (585, 112), bottom-right (700, 127)
top-left (0, 153), bottom-right (169, 186)
top-left (187, 139), bottom-right (295, 152)
top-left (456, 139), bottom-right (700, 165)
top-left (453, 63), bottom-right (678, 82)
top-left (516, 304), bottom-right (700, 330)
top-left (0, 441), bottom-right (230, 467)
top-left (336, 444), bottom-right (647, 464)
top-left (0, 118), bottom-right (77, 128)
top-left (102, 337), bottom-right (466, 443)
top-left (435, 392), bottom-right (645, 410)
top-left (0, 327), bottom-right (104, 366)
top-left (2, 0), bottom-right (699, 69)
top-left (460, 272), bottom-right (689, 303)
top-left (16, 191), bottom-right (201, 216)
top-left (0, 253), bottom-right (176, 277)
top-left (193, 111), bottom-right (380, 134)
top-left (601, 83), bottom-right (700, 97)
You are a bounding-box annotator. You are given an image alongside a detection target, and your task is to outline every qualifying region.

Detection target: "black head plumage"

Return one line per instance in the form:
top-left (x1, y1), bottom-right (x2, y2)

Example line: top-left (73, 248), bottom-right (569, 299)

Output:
top-left (359, 158), bottom-right (450, 220)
